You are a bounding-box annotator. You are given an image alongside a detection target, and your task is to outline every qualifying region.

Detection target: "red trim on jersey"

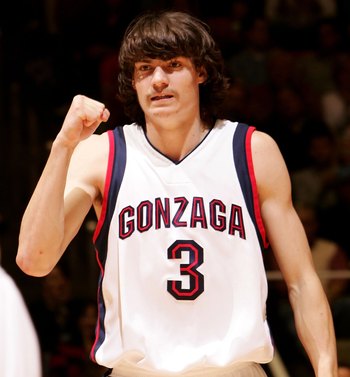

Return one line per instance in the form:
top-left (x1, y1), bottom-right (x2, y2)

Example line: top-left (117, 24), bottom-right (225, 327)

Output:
top-left (90, 131), bottom-right (114, 361)
top-left (245, 127), bottom-right (269, 249)
top-left (90, 252), bottom-right (105, 362)
top-left (93, 131), bottom-right (115, 242)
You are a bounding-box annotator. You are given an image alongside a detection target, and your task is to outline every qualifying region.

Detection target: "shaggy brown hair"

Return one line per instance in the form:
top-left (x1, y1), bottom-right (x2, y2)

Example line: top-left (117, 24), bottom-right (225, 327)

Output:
top-left (117, 10), bottom-right (230, 128)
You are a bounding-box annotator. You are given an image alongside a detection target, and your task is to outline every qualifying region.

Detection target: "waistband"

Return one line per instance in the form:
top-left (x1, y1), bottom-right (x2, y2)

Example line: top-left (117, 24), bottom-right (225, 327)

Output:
top-left (110, 362), bottom-right (261, 377)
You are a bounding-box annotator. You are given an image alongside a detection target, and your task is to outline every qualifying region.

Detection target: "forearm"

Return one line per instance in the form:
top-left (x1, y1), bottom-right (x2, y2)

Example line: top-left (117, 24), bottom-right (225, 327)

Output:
top-left (17, 95), bottom-right (109, 277)
top-left (289, 276), bottom-right (338, 376)
top-left (17, 139), bottom-right (75, 276)
top-left (252, 130), bottom-right (339, 375)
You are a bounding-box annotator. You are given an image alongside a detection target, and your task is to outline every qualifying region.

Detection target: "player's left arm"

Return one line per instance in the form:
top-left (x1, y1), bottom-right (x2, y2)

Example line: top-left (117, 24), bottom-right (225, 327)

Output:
top-left (251, 130), bottom-right (338, 377)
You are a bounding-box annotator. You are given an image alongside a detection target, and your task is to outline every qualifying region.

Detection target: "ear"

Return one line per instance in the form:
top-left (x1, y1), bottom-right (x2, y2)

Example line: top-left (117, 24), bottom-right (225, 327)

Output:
top-left (197, 67), bottom-right (207, 84)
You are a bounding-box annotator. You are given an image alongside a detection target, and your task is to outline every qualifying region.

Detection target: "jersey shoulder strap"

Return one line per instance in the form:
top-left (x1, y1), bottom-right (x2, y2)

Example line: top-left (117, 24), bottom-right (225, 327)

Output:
top-left (93, 126), bottom-right (127, 249)
top-left (233, 123), bottom-right (268, 249)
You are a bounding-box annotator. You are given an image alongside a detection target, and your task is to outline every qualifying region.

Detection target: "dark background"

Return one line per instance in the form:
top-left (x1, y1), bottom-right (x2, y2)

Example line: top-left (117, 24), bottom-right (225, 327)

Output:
top-left (1, 1), bottom-right (350, 376)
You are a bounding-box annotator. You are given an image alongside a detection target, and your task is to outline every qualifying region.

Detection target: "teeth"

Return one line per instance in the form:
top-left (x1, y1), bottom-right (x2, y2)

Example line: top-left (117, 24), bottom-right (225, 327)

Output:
top-left (152, 95), bottom-right (171, 100)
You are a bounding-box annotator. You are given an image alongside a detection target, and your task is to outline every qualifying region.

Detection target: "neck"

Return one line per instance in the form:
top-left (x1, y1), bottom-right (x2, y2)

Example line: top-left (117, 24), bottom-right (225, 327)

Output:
top-left (145, 117), bottom-right (209, 161)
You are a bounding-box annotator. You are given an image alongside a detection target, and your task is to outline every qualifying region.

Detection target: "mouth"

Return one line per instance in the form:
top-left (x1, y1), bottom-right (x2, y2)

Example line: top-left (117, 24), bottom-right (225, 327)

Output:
top-left (150, 94), bottom-right (174, 101)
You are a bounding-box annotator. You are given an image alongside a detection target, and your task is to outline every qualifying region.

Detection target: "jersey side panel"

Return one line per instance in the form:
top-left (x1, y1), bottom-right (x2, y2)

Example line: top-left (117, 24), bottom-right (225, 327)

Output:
top-left (91, 127), bottom-right (126, 360)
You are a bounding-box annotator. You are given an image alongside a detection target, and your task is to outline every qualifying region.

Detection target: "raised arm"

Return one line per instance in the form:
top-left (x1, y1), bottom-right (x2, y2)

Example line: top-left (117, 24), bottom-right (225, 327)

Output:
top-left (16, 95), bottom-right (110, 277)
top-left (252, 131), bottom-right (338, 376)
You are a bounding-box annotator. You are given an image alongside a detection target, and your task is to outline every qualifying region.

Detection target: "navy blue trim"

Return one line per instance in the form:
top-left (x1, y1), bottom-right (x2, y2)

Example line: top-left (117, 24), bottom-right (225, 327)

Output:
top-left (95, 127), bottom-right (127, 260)
top-left (233, 123), bottom-right (254, 217)
top-left (233, 123), bottom-right (265, 249)
top-left (94, 127), bottom-right (127, 353)
top-left (103, 368), bottom-right (113, 377)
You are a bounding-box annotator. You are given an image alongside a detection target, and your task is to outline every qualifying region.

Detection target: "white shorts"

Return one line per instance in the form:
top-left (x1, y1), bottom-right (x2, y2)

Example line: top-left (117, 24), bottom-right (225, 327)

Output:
top-left (108, 362), bottom-right (268, 377)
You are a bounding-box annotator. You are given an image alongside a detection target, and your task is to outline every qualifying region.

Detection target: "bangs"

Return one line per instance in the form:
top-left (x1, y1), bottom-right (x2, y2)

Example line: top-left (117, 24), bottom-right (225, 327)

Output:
top-left (130, 24), bottom-right (198, 61)
top-left (120, 11), bottom-right (209, 67)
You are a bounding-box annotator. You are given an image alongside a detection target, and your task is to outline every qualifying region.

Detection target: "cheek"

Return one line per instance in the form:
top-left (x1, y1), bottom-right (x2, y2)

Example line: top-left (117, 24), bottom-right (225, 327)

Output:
top-left (136, 91), bottom-right (147, 111)
top-left (182, 79), bottom-right (200, 100)
top-left (134, 83), bottom-right (146, 105)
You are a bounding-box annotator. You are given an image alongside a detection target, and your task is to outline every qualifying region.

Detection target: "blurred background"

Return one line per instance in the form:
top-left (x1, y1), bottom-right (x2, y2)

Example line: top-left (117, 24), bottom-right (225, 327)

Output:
top-left (1, 0), bottom-right (350, 376)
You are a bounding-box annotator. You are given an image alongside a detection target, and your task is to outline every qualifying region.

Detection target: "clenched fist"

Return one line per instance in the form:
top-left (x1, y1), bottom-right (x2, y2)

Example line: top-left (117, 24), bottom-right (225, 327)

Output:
top-left (57, 95), bottom-right (110, 148)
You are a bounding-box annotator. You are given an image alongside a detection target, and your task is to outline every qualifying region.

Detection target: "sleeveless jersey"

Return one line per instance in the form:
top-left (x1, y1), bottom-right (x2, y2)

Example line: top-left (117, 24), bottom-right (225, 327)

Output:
top-left (91, 119), bottom-right (274, 373)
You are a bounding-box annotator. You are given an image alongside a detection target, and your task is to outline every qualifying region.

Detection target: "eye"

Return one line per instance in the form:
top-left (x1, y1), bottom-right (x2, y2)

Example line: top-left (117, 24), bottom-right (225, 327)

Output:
top-left (138, 64), bottom-right (152, 72)
top-left (168, 60), bottom-right (182, 69)
top-left (134, 63), bottom-right (154, 81)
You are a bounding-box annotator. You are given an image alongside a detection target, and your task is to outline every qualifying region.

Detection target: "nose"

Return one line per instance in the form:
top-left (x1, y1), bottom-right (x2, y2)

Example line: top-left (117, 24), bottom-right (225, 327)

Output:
top-left (151, 66), bottom-right (169, 92)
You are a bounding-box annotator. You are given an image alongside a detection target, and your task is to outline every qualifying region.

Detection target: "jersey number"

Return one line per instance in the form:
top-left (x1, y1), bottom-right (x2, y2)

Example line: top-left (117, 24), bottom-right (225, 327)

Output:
top-left (167, 240), bottom-right (204, 300)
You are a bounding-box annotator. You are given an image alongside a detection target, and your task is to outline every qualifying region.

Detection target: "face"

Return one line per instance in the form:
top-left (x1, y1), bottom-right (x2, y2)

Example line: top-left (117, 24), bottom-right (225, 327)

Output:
top-left (133, 57), bottom-right (206, 125)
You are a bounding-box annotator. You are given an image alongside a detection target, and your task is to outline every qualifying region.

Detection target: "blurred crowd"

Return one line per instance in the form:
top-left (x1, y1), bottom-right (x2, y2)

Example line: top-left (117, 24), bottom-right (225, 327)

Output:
top-left (1, 0), bottom-right (350, 376)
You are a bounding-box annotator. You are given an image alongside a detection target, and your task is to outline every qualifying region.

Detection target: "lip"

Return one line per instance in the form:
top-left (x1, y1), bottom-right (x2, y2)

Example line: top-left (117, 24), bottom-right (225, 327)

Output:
top-left (150, 94), bottom-right (174, 101)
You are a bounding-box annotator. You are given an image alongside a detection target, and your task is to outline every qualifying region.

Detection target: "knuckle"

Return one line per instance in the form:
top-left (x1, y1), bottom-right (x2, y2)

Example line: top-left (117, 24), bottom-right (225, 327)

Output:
top-left (73, 94), bottom-right (84, 103)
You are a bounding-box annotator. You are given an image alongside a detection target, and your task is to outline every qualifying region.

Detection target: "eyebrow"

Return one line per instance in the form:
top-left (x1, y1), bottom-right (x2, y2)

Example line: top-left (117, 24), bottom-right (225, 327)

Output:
top-left (135, 58), bottom-right (153, 63)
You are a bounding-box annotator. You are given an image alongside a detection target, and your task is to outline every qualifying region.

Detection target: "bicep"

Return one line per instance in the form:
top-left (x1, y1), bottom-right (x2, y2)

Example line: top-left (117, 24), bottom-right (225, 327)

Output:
top-left (65, 136), bottom-right (102, 201)
top-left (252, 131), bottom-right (316, 286)
top-left (61, 187), bottom-right (94, 251)
top-left (62, 134), bottom-right (107, 248)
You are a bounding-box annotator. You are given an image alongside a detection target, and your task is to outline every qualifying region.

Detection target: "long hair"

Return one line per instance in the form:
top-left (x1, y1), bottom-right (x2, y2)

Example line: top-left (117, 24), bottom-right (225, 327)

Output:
top-left (117, 10), bottom-right (230, 127)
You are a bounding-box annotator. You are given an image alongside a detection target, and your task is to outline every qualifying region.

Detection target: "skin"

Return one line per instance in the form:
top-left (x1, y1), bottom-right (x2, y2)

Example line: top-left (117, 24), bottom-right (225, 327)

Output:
top-left (133, 57), bottom-right (208, 161)
top-left (17, 57), bottom-right (338, 376)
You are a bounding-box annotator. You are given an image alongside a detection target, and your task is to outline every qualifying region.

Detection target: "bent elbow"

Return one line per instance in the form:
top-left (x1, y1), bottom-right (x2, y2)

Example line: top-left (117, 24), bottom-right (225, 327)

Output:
top-left (16, 245), bottom-right (55, 277)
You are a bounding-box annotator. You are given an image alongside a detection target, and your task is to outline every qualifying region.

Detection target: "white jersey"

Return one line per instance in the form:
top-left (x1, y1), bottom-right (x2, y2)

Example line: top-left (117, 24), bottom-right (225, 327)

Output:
top-left (0, 266), bottom-right (42, 377)
top-left (91, 119), bottom-right (274, 373)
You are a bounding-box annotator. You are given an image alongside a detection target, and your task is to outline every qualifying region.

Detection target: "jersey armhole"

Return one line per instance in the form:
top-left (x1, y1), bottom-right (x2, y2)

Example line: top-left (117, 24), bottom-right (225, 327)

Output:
top-left (93, 130), bottom-right (115, 242)
top-left (245, 127), bottom-right (269, 249)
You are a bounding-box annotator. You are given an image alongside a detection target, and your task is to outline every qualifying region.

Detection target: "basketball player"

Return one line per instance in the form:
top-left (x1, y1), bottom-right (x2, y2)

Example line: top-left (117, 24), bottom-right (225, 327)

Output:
top-left (16, 10), bottom-right (338, 377)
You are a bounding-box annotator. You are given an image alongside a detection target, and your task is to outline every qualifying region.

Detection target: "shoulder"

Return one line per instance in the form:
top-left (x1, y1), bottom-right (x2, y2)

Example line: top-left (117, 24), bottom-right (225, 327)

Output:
top-left (250, 130), bottom-right (286, 168)
top-left (66, 132), bottom-right (110, 200)
top-left (75, 132), bottom-right (109, 153)
top-left (250, 130), bottom-right (291, 199)
top-left (251, 129), bottom-right (279, 150)
top-left (70, 132), bottom-right (110, 169)
top-left (70, 132), bottom-right (109, 178)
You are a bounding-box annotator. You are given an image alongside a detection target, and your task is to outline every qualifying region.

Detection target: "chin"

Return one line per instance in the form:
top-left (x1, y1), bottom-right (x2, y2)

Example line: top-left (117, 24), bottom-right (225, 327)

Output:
top-left (149, 110), bottom-right (175, 119)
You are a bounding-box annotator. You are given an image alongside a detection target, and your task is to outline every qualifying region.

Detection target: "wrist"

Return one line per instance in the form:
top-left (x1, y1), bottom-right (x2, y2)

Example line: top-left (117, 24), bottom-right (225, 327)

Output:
top-left (315, 355), bottom-right (338, 377)
top-left (53, 133), bottom-right (79, 151)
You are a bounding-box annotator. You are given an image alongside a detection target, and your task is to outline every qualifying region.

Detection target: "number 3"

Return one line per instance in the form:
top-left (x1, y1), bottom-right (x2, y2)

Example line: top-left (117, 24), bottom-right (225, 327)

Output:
top-left (167, 240), bottom-right (204, 300)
